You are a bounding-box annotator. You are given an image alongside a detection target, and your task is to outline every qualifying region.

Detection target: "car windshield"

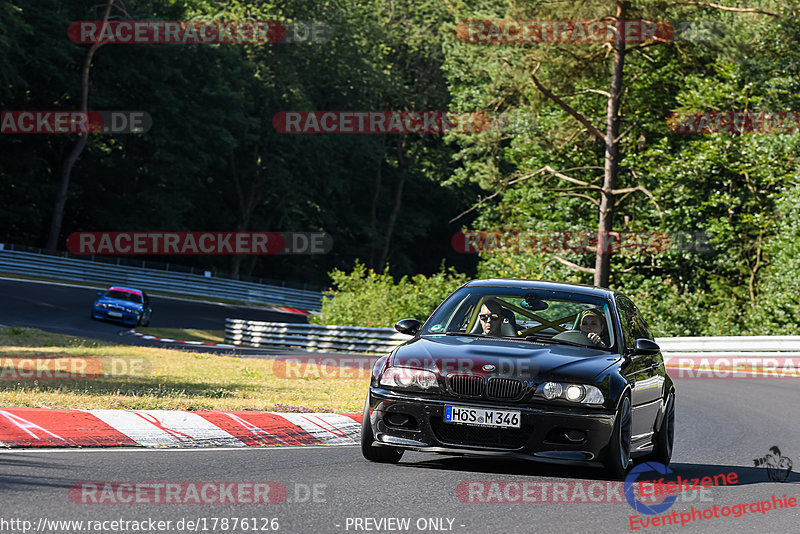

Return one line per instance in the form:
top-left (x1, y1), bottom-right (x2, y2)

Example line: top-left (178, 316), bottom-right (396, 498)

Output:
top-left (421, 285), bottom-right (616, 351)
top-left (105, 290), bottom-right (142, 304)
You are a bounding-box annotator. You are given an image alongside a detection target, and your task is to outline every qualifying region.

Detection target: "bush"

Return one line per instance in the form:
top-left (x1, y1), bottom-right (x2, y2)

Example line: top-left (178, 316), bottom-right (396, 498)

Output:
top-left (746, 185), bottom-right (800, 335)
top-left (310, 261), bottom-right (469, 327)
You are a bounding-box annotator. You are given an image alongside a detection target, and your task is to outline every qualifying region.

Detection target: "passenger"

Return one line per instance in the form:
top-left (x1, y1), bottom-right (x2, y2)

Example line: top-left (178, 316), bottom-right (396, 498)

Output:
top-left (579, 309), bottom-right (607, 347)
top-left (478, 300), bottom-right (504, 337)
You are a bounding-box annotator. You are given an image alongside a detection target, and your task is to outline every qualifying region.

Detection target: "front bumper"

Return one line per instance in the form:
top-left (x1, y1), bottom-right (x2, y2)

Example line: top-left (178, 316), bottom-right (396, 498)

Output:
top-left (367, 388), bottom-right (616, 464)
top-left (92, 306), bottom-right (140, 325)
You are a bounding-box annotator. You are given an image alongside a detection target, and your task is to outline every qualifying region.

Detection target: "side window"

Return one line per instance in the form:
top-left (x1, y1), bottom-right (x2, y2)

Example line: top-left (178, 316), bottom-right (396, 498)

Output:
top-left (615, 296), bottom-right (636, 350)
top-left (634, 313), bottom-right (653, 341)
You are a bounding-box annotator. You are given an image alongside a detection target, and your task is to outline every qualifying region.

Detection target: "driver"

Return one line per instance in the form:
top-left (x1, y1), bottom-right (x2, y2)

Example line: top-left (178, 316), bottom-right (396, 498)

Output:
top-left (478, 300), bottom-right (505, 336)
top-left (579, 309), bottom-right (606, 347)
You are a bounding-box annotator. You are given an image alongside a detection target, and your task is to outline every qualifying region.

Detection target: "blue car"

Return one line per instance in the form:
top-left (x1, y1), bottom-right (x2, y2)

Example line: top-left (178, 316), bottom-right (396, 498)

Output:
top-left (91, 286), bottom-right (152, 326)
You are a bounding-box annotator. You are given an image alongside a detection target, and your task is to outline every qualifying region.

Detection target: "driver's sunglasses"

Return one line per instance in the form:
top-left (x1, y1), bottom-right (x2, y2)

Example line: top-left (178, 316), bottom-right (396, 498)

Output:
top-left (479, 313), bottom-right (500, 322)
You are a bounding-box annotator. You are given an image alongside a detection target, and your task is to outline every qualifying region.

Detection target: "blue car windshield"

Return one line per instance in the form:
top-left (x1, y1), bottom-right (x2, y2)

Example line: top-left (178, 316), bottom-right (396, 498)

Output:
top-left (421, 286), bottom-right (616, 350)
top-left (105, 290), bottom-right (142, 304)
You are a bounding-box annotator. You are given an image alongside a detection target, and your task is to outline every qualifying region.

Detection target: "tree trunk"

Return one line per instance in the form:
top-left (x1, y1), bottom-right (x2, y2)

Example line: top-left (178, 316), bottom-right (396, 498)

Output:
top-left (229, 149), bottom-right (262, 279)
top-left (378, 139), bottom-right (409, 269)
top-left (45, 0), bottom-right (115, 252)
top-left (368, 156), bottom-right (383, 269)
top-left (593, 0), bottom-right (627, 288)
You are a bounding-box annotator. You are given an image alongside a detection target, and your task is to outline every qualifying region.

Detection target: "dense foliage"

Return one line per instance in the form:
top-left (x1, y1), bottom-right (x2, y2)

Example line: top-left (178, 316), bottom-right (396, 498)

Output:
top-left (309, 261), bottom-right (468, 327)
top-left (2, 0), bottom-right (799, 334)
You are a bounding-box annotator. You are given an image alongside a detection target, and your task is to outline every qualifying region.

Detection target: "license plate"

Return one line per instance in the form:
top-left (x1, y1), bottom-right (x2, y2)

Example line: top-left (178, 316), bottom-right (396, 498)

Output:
top-left (107, 311), bottom-right (123, 318)
top-left (444, 406), bottom-right (521, 428)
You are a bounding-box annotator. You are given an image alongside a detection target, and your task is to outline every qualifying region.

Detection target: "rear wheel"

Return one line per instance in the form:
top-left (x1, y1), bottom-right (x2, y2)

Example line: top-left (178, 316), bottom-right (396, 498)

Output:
top-left (644, 392), bottom-right (675, 466)
top-left (360, 397), bottom-right (403, 463)
top-left (604, 395), bottom-right (632, 479)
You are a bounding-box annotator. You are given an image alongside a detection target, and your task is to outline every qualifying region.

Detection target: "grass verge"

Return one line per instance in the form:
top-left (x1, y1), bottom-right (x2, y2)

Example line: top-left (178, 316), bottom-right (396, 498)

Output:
top-left (0, 327), bottom-right (368, 412)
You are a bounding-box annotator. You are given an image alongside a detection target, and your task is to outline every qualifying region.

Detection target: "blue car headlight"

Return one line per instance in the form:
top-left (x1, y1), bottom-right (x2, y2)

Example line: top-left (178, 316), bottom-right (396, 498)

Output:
top-left (95, 302), bottom-right (108, 309)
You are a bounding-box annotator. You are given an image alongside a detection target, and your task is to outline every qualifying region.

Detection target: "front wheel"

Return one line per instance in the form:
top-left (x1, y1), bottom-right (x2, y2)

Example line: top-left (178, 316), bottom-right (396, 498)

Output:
top-left (604, 395), bottom-right (632, 479)
top-left (643, 392), bottom-right (675, 466)
top-left (361, 397), bottom-right (403, 463)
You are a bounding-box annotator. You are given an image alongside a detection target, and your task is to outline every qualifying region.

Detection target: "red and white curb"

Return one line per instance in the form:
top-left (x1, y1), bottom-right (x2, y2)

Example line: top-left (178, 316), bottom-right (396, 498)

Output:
top-left (0, 408), bottom-right (361, 448)
top-left (128, 331), bottom-right (237, 349)
top-left (278, 307), bottom-right (313, 316)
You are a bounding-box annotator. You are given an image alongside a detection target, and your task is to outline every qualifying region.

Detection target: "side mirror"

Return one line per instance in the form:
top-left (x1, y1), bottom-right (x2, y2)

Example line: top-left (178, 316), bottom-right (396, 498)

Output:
top-left (97, 291), bottom-right (103, 296)
top-left (394, 318), bottom-right (420, 336)
top-left (633, 338), bottom-right (660, 356)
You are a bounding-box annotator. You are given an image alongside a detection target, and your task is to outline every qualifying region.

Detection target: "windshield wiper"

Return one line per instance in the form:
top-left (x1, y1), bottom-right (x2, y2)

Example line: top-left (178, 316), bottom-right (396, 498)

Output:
top-left (444, 332), bottom-right (488, 337)
top-left (524, 334), bottom-right (585, 348)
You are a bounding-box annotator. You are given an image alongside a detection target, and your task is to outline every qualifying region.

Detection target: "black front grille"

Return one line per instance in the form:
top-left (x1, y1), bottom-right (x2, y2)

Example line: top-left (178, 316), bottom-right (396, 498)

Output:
top-left (487, 378), bottom-right (523, 399)
top-left (448, 375), bottom-right (484, 396)
top-left (431, 417), bottom-right (530, 449)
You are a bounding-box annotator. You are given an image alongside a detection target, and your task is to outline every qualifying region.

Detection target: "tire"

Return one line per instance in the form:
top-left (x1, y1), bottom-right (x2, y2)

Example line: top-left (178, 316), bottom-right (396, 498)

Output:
top-left (360, 397), bottom-right (404, 464)
top-left (604, 395), bottom-right (632, 479)
top-left (643, 392), bottom-right (675, 466)
top-left (140, 313), bottom-right (150, 327)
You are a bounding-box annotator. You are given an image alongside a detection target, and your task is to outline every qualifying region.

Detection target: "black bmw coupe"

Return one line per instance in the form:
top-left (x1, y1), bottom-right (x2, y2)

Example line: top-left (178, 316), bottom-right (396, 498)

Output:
top-left (361, 279), bottom-right (675, 477)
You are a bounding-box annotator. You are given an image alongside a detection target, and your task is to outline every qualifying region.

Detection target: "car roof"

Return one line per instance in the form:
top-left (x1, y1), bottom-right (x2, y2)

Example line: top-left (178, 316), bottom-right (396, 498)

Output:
top-left (463, 278), bottom-right (616, 299)
top-left (108, 286), bottom-right (143, 295)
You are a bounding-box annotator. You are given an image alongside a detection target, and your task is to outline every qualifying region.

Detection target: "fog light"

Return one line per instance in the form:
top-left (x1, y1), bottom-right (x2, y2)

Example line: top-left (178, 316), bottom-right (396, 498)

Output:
top-left (565, 430), bottom-right (585, 442)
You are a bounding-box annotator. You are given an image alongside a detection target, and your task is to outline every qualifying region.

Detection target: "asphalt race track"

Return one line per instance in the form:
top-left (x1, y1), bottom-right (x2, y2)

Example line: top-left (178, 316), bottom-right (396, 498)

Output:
top-left (2, 378), bottom-right (799, 533)
top-left (0, 277), bottom-right (307, 354)
top-left (1, 277), bottom-right (799, 532)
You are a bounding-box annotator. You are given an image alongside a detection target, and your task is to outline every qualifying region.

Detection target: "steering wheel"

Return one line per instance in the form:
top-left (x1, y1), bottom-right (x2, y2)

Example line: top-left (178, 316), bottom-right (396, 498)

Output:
top-left (551, 329), bottom-right (605, 347)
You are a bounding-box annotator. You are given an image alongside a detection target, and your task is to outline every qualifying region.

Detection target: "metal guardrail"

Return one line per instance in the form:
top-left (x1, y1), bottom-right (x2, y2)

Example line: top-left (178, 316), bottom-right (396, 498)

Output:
top-left (654, 336), bottom-right (800, 357)
top-left (0, 249), bottom-right (324, 310)
top-left (225, 320), bottom-right (410, 352)
top-left (224, 320), bottom-right (800, 356)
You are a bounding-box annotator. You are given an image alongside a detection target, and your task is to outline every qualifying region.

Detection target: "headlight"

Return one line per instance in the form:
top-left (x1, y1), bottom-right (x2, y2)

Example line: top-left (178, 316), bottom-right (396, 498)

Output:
top-left (542, 381), bottom-right (562, 400)
top-left (536, 382), bottom-right (604, 405)
top-left (96, 303), bottom-right (108, 309)
top-left (565, 385), bottom-right (584, 402)
top-left (379, 367), bottom-right (438, 390)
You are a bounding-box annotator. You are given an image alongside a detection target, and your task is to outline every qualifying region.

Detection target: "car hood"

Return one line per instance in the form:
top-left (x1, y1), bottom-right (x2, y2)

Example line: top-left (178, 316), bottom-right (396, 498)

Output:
top-left (390, 334), bottom-right (620, 382)
top-left (95, 296), bottom-right (143, 310)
